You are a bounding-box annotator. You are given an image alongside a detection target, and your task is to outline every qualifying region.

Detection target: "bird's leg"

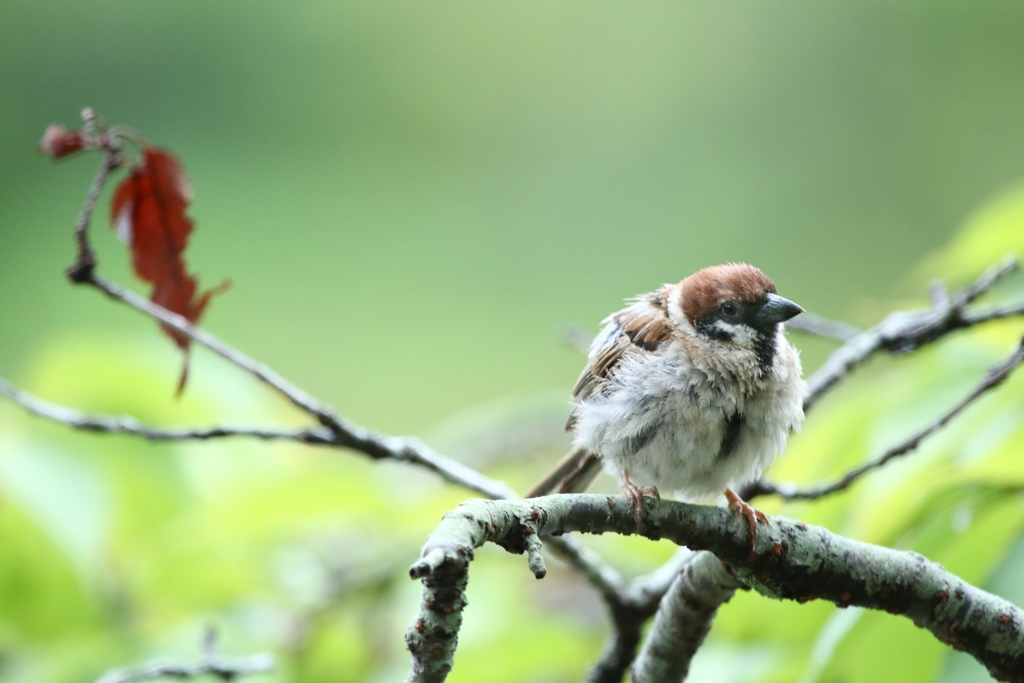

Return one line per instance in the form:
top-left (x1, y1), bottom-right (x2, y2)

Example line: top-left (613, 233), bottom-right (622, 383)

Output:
top-left (724, 487), bottom-right (769, 540)
top-left (621, 470), bottom-right (660, 528)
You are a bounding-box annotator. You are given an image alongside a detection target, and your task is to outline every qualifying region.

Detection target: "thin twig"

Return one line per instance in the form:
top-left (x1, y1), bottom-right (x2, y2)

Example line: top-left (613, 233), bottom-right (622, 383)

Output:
top-left (0, 362), bottom-right (642, 677)
top-left (561, 323), bottom-right (595, 355)
top-left (542, 536), bottom-right (624, 605)
top-left (745, 335), bottom-right (1024, 501)
top-left (95, 628), bottom-right (273, 683)
top-left (94, 655), bottom-right (274, 683)
top-left (86, 273), bottom-right (349, 434)
top-left (0, 378), bottom-right (335, 444)
top-left (962, 300), bottom-right (1024, 326)
top-left (787, 312), bottom-right (862, 342)
top-left (67, 148), bottom-right (121, 283)
top-left (804, 257), bottom-right (1019, 412)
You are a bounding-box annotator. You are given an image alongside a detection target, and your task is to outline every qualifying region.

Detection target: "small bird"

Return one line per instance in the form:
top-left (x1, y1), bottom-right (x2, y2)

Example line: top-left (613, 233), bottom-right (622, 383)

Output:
top-left (527, 263), bottom-right (805, 536)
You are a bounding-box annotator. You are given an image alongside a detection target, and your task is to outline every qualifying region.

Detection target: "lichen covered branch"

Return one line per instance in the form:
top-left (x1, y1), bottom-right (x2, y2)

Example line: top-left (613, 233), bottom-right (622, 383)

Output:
top-left (406, 495), bottom-right (1024, 682)
top-left (630, 551), bottom-right (743, 683)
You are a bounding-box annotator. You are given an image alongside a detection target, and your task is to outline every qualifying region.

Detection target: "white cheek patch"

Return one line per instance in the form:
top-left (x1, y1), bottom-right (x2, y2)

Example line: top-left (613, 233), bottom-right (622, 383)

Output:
top-left (713, 320), bottom-right (759, 346)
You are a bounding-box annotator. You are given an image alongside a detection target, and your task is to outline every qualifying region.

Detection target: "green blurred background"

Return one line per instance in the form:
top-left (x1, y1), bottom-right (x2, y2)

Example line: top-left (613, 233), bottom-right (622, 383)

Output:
top-left (3, 2), bottom-right (1024, 682)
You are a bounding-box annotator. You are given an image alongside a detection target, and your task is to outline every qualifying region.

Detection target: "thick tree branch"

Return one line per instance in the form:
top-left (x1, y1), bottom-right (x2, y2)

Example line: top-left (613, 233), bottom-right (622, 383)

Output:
top-left (406, 495), bottom-right (1024, 683)
top-left (581, 550), bottom-right (697, 683)
top-left (630, 552), bottom-right (743, 683)
top-left (744, 334), bottom-right (1024, 502)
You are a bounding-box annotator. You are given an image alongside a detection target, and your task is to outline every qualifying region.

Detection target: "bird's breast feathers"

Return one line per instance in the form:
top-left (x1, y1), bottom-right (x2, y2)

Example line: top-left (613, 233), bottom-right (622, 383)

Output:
top-left (571, 305), bottom-right (804, 497)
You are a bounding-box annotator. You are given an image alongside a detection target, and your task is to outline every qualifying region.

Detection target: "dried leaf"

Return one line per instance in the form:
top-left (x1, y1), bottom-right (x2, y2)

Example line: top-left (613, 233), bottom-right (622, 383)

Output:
top-left (109, 147), bottom-right (225, 394)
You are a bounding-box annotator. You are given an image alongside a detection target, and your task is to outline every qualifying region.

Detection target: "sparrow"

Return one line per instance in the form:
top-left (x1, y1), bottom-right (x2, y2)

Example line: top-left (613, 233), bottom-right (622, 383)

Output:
top-left (527, 263), bottom-right (805, 536)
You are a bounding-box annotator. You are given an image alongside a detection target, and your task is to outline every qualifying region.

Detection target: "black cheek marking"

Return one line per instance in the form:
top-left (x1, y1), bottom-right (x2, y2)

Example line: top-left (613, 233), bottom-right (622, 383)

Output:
top-left (696, 318), bottom-right (733, 342)
top-left (717, 411), bottom-right (744, 460)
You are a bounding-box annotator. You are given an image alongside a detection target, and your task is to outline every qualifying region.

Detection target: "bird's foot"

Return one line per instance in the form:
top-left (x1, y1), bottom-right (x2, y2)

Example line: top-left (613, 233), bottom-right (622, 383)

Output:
top-left (622, 473), bottom-right (660, 529)
top-left (725, 487), bottom-right (769, 541)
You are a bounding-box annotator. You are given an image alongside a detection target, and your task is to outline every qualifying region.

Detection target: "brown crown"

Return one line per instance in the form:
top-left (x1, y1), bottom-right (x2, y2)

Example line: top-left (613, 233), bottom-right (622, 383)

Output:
top-left (679, 263), bottom-right (777, 322)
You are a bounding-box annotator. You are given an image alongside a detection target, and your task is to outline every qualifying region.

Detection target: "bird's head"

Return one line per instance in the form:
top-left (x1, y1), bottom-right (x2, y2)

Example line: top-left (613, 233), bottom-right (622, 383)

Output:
top-left (674, 263), bottom-right (803, 360)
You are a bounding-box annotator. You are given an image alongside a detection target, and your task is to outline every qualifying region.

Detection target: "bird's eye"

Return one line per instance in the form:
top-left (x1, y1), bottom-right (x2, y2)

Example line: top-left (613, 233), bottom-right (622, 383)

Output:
top-left (720, 302), bottom-right (739, 318)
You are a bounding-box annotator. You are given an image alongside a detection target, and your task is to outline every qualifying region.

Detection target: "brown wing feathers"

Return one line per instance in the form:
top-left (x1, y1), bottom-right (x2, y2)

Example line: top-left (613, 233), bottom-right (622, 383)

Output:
top-left (570, 291), bottom-right (672, 408)
top-left (619, 290), bottom-right (672, 351)
top-left (528, 291), bottom-right (673, 497)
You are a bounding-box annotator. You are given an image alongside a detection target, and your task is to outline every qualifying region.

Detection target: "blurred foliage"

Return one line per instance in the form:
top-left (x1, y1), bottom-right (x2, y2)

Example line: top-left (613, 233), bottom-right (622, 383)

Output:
top-left (0, 178), bottom-right (1022, 683)
top-left (3, 3), bottom-right (1024, 683)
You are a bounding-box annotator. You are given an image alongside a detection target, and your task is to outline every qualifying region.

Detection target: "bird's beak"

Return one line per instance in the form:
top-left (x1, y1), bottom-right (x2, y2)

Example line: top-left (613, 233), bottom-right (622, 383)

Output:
top-left (756, 293), bottom-right (804, 324)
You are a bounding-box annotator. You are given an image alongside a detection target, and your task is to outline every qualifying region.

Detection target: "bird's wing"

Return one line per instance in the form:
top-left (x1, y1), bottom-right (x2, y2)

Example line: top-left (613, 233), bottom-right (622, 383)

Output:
top-left (526, 291), bottom-right (674, 498)
top-left (569, 290), bottom-right (674, 421)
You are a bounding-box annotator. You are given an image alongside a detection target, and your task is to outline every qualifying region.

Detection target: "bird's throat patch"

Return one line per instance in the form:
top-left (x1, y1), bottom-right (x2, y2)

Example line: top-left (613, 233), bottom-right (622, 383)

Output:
top-left (753, 328), bottom-right (778, 373)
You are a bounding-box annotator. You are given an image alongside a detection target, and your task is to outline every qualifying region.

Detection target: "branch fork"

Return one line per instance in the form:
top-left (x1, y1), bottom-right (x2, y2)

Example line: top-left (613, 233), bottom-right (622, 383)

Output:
top-left (407, 496), bottom-right (1024, 683)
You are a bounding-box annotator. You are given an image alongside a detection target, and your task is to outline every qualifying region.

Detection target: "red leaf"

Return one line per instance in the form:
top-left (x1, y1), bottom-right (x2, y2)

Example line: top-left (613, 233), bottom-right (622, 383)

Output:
top-left (38, 124), bottom-right (85, 159)
top-left (109, 147), bottom-right (226, 394)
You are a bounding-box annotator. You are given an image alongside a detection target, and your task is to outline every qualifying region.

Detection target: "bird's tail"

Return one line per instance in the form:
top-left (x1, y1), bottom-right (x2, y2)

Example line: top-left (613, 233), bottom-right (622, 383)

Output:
top-left (525, 446), bottom-right (603, 498)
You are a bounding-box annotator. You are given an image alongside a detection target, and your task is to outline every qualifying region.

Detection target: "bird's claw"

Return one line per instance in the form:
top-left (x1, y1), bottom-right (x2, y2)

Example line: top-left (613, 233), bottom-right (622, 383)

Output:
top-left (725, 487), bottom-right (769, 541)
top-left (622, 478), bottom-right (660, 529)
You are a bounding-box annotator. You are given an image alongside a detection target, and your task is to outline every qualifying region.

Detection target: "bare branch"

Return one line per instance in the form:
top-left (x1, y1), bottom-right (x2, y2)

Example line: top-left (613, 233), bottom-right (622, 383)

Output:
top-left (94, 628), bottom-right (273, 683)
top-left (582, 550), bottom-right (698, 683)
top-left (0, 378), bottom-right (334, 444)
top-left (631, 552), bottom-right (743, 683)
top-left (962, 300), bottom-right (1024, 326)
top-left (622, 548), bottom-right (696, 609)
top-left (0, 373), bottom-right (514, 499)
top-left (744, 334), bottom-right (1024, 501)
top-left (94, 655), bottom-right (274, 683)
top-left (406, 495), bottom-right (1024, 683)
top-left (804, 257), bottom-right (1019, 412)
top-left (583, 624), bottom-right (644, 683)
top-left (543, 536), bottom-right (624, 606)
top-left (67, 148), bottom-right (122, 282)
top-left (85, 272), bottom-right (349, 434)
top-left (787, 312), bottom-right (862, 342)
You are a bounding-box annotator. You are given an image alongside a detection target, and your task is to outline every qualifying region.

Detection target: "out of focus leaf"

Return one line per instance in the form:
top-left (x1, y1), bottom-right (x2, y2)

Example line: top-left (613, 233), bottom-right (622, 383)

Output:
top-left (0, 438), bottom-right (110, 581)
top-left (0, 481), bottom-right (102, 640)
top-left (919, 180), bottom-right (1024, 285)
